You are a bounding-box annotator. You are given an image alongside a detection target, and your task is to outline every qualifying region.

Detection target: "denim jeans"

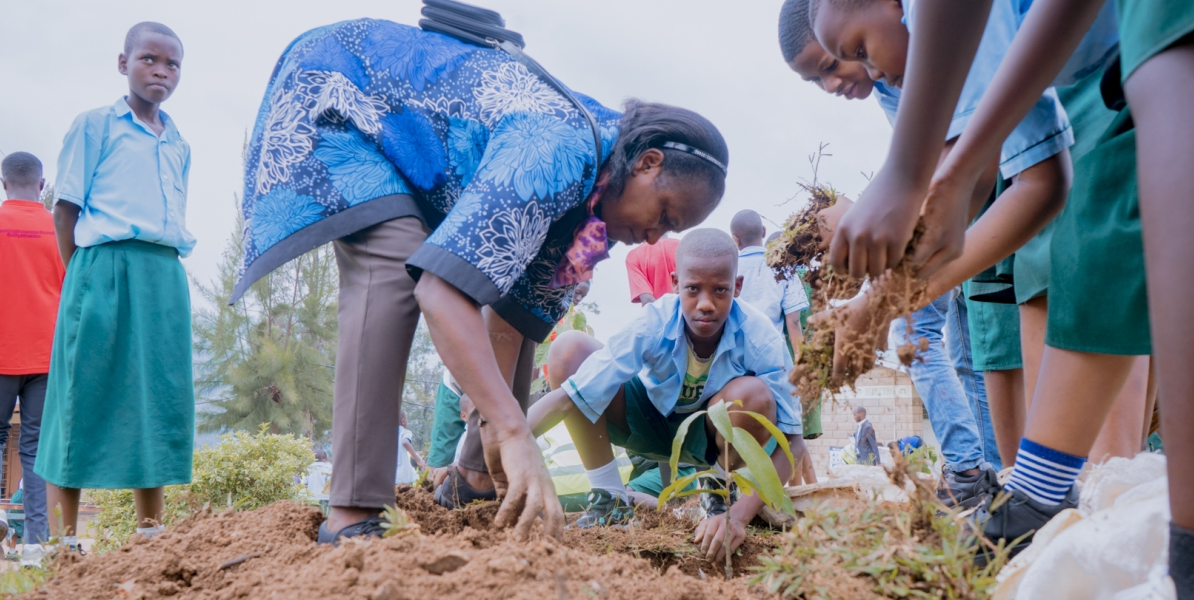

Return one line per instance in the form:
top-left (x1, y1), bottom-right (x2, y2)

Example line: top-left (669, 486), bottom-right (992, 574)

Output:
top-left (0, 374), bottom-right (49, 544)
top-left (891, 292), bottom-right (986, 472)
top-left (945, 290), bottom-right (1003, 470)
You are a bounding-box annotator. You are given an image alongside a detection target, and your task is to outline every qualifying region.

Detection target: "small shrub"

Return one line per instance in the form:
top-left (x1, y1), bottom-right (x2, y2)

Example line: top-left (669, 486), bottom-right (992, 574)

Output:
top-left (88, 425), bottom-right (313, 551)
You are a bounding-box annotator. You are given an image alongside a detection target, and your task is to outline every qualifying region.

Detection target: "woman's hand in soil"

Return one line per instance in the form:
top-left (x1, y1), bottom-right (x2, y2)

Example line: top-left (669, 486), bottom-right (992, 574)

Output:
top-left (484, 423), bottom-right (565, 540)
top-left (827, 166), bottom-right (925, 279)
top-left (694, 512), bottom-right (747, 563)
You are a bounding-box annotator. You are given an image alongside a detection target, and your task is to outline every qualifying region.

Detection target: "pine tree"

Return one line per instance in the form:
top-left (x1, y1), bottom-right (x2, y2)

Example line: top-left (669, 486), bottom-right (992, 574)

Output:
top-left (192, 204), bottom-right (338, 442)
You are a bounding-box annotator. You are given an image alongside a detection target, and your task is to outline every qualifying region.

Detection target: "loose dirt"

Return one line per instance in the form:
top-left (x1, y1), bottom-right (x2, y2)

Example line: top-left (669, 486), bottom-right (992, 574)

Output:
top-left (25, 487), bottom-right (776, 600)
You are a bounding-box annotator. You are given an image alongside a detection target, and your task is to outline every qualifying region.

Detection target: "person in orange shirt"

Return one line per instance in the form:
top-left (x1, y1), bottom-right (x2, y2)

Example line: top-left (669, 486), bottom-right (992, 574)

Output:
top-left (0, 151), bottom-right (64, 553)
top-left (625, 233), bottom-right (680, 305)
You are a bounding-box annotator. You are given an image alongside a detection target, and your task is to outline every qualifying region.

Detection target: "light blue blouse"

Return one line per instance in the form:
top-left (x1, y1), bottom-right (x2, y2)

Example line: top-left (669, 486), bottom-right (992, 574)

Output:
top-left (55, 97), bottom-right (195, 257)
top-left (563, 295), bottom-right (802, 436)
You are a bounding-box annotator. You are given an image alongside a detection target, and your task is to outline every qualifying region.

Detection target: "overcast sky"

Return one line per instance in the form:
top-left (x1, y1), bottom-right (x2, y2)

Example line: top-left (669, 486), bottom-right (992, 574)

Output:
top-left (1, 0), bottom-right (892, 341)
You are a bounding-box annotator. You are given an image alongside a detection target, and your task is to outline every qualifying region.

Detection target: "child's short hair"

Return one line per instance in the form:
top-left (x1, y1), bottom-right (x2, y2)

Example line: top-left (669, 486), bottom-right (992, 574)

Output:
top-left (675, 228), bottom-right (739, 275)
top-left (809, 0), bottom-right (873, 28)
top-left (124, 21), bottom-right (183, 55)
top-left (730, 209), bottom-right (766, 243)
top-left (0, 152), bottom-right (42, 187)
top-left (778, 0), bottom-right (815, 62)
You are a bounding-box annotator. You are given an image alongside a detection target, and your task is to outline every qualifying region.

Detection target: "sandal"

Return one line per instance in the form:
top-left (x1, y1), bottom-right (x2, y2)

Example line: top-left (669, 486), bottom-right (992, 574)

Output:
top-left (434, 465), bottom-right (497, 509)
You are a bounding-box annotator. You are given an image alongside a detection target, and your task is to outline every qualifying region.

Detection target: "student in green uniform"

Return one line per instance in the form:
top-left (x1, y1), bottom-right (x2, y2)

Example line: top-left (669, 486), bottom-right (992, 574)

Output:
top-left (38, 22), bottom-right (194, 549)
top-left (809, 0), bottom-right (1194, 586)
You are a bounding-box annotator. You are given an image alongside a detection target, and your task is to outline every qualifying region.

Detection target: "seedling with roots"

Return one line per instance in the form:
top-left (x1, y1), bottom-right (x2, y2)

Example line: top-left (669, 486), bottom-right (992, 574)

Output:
top-left (656, 400), bottom-right (796, 579)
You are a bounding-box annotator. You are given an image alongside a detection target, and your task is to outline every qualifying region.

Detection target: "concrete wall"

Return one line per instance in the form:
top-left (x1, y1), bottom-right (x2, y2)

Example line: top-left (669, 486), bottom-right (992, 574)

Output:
top-left (802, 366), bottom-right (928, 479)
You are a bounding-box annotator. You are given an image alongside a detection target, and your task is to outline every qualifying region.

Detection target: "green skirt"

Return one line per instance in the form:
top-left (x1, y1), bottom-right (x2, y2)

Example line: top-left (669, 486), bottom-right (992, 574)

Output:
top-left (1117, 0), bottom-right (1194, 82)
top-left (427, 382), bottom-right (464, 468)
top-left (1046, 108), bottom-right (1151, 355)
top-left (35, 240), bottom-right (194, 489)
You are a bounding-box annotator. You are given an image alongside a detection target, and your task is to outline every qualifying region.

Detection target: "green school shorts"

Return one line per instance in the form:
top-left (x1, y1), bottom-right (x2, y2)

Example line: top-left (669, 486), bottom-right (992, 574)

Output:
top-left (627, 465), bottom-right (699, 497)
top-left (964, 281), bottom-right (1024, 372)
top-left (1046, 107), bottom-right (1152, 355)
top-left (784, 321), bottom-right (822, 439)
top-left (427, 382), bottom-right (464, 468)
top-left (609, 377), bottom-right (778, 468)
top-left (1116, 0), bottom-right (1194, 82)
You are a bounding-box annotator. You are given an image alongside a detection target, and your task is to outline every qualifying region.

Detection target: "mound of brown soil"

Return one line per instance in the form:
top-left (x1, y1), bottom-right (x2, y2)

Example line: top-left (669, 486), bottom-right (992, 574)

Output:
top-left (27, 488), bottom-right (773, 600)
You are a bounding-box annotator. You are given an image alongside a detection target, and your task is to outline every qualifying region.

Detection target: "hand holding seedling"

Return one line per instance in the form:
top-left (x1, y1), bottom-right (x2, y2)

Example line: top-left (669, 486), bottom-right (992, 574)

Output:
top-left (694, 511), bottom-right (747, 563)
top-left (827, 163), bottom-right (929, 280)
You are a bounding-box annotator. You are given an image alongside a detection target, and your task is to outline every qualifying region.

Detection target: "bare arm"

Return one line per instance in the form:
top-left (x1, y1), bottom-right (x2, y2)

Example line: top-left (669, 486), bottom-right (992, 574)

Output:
top-left (402, 439), bottom-right (429, 470)
top-left (828, 0), bottom-right (994, 278)
top-left (414, 273), bottom-right (564, 539)
top-left (784, 311), bottom-right (804, 356)
top-left (636, 293), bottom-right (656, 305)
top-left (53, 202), bottom-right (81, 267)
top-left (933, 0), bottom-right (1105, 213)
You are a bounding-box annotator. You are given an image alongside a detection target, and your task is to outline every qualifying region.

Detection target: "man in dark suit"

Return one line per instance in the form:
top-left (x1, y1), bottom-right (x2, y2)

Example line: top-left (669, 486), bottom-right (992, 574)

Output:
top-left (853, 407), bottom-right (879, 466)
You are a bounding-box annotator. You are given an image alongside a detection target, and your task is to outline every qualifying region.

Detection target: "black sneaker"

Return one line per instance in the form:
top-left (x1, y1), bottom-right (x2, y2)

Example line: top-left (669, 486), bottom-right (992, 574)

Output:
top-left (317, 516), bottom-right (387, 545)
top-left (972, 485), bottom-right (1078, 566)
top-left (937, 466), bottom-right (1000, 510)
top-left (700, 478), bottom-right (738, 518)
top-left (571, 489), bottom-right (635, 529)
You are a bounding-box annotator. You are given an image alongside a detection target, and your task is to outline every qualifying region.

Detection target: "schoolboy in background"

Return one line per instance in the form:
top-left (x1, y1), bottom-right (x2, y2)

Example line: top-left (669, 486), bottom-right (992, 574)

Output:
top-left (730, 210), bottom-right (818, 486)
top-left (856, 0), bottom-right (1194, 581)
top-left (625, 233), bottom-right (679, 305)
top-left (527, 229), bottom-right (802, 563)
top-left (0, 152), bottom-right (62, 558)
top-left (37, 22), bottom-right (195, 548)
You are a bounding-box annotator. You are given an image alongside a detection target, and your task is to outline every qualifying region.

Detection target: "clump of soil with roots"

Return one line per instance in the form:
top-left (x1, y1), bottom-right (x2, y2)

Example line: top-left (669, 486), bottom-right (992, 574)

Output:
top-left (767, 177), bottom-right (929, 403)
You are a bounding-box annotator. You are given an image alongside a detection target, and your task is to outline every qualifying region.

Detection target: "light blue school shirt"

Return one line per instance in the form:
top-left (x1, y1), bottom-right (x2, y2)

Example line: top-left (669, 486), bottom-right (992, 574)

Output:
top-left (563, 295), bottom-right (802, 436)
top-left (736, 246), bottom-right (810, 333)
top-left (55, 97), bottom-right (196, 257)
top-left (889, 0), bottom-right (1074, 179)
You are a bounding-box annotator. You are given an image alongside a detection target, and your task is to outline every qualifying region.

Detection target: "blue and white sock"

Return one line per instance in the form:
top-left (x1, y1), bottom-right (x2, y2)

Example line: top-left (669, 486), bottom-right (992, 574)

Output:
top-left (1005, 438), bottom-right (1085, 506)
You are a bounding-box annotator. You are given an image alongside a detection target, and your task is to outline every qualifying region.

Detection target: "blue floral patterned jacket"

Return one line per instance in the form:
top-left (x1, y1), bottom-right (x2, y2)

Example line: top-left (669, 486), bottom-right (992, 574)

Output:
top-left (237, 19), bottom-right (621, 341)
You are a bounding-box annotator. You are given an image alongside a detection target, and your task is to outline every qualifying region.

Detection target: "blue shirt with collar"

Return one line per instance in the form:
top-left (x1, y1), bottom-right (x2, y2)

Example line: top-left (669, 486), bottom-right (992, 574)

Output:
top-left (55, 97), bottom-right (196, 257)
top-left (563, 295), bottom-right (802, 436)
top-left (737, 245), bottom-right (809, 333)
top-left (882, 0), bottom-right (1075, 179)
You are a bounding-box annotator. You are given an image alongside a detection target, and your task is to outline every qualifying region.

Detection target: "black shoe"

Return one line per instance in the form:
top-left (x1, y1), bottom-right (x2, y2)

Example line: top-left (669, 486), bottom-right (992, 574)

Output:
top-left (571, 489), bottom-right (635, 529)
top-left (937, 466), bottom-right (1000, 509)
top-left (317, 516), bottom-right (387, 545)
top-left (700, 478), bottom-right (737, 518)
top-left (972, 485), bottom-right (1078, 566)
top-left (433, 466), bottom-right (497, 509)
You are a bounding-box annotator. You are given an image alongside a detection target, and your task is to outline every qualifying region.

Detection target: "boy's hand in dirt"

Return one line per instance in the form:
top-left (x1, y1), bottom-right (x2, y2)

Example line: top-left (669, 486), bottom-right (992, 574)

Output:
top-left (827, 167), bottom-right (925, 279)
top-left (693, 512), bottom-right (747, 563)
top-left (909, 172), bottom-right (972, 279)
top-left (482, 423), bottom-right (565, 540)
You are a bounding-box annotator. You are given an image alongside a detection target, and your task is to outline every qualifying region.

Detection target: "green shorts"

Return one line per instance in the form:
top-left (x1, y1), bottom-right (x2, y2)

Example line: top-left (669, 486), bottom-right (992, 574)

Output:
top-left (784, 322), bottom-right (822, 440)
top-left (964, 282), bottom-right (1024, 371)
top-left (610, 376), bottom-right (778, 468)
top-left (1046, 107), bottom-right (1152, 355)
top-left (427, 382), bottom-right (464, 468)
top-left (627, 465), bottom-right (699, 497)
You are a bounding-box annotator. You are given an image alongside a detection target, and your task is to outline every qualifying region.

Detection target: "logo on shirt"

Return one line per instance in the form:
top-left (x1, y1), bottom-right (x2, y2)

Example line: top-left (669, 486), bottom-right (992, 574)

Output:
top-left (678, 372), bottom-right (707, 408)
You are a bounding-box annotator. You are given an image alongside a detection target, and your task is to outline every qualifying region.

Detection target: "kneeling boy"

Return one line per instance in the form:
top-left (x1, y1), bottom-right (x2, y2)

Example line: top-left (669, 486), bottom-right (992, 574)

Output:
top-left (528, 229), bottom-right (802, 562)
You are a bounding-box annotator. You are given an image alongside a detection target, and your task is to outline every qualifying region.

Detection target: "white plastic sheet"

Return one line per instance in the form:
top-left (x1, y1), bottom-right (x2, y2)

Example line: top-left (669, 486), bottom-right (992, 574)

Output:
top-left (994, 453), bottom-right (1175, 600)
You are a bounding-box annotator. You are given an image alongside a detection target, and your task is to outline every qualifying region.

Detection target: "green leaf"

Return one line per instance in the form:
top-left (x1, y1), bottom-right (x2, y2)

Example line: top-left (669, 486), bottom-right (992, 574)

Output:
top-left (730, 426), bottom-right (795, 516)
top-left (706, 400), bottom-right (737, 444)
top-left (657, 468), bottom-right (719, 507)
top-left (668, 410), bottom-right (707, 480)
top-left (736, 409), bottom-right (796, 474)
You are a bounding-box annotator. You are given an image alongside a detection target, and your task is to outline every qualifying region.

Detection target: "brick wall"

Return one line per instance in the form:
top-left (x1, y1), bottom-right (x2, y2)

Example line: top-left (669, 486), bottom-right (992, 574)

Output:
top-left (802, 366), bottom-right (926, 478)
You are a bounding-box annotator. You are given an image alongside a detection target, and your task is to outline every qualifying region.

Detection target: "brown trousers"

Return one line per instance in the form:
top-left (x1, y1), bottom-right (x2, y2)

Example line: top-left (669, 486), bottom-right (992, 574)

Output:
top-left (330, 217), bottom-right (537, 508)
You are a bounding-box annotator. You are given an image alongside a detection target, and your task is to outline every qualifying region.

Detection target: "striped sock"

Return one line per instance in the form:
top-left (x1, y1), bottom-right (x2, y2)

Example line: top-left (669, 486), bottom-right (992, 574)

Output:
top-left (1005, 438), bottom-right (1085, 506)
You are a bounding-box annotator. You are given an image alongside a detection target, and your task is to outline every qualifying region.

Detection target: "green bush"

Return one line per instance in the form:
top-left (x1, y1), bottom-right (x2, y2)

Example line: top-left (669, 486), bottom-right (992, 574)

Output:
top-left (88, 425), bottom-right (314, 552)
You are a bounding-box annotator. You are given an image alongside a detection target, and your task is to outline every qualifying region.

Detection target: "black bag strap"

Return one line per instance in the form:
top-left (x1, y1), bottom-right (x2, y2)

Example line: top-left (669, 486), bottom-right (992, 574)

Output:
top-left (419, 0), bottom-right (603, 168)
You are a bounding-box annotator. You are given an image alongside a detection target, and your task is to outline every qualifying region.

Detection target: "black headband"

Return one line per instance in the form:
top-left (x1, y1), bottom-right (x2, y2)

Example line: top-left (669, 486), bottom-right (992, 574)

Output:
top-left (660, 141), bottom-right (727, 175)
